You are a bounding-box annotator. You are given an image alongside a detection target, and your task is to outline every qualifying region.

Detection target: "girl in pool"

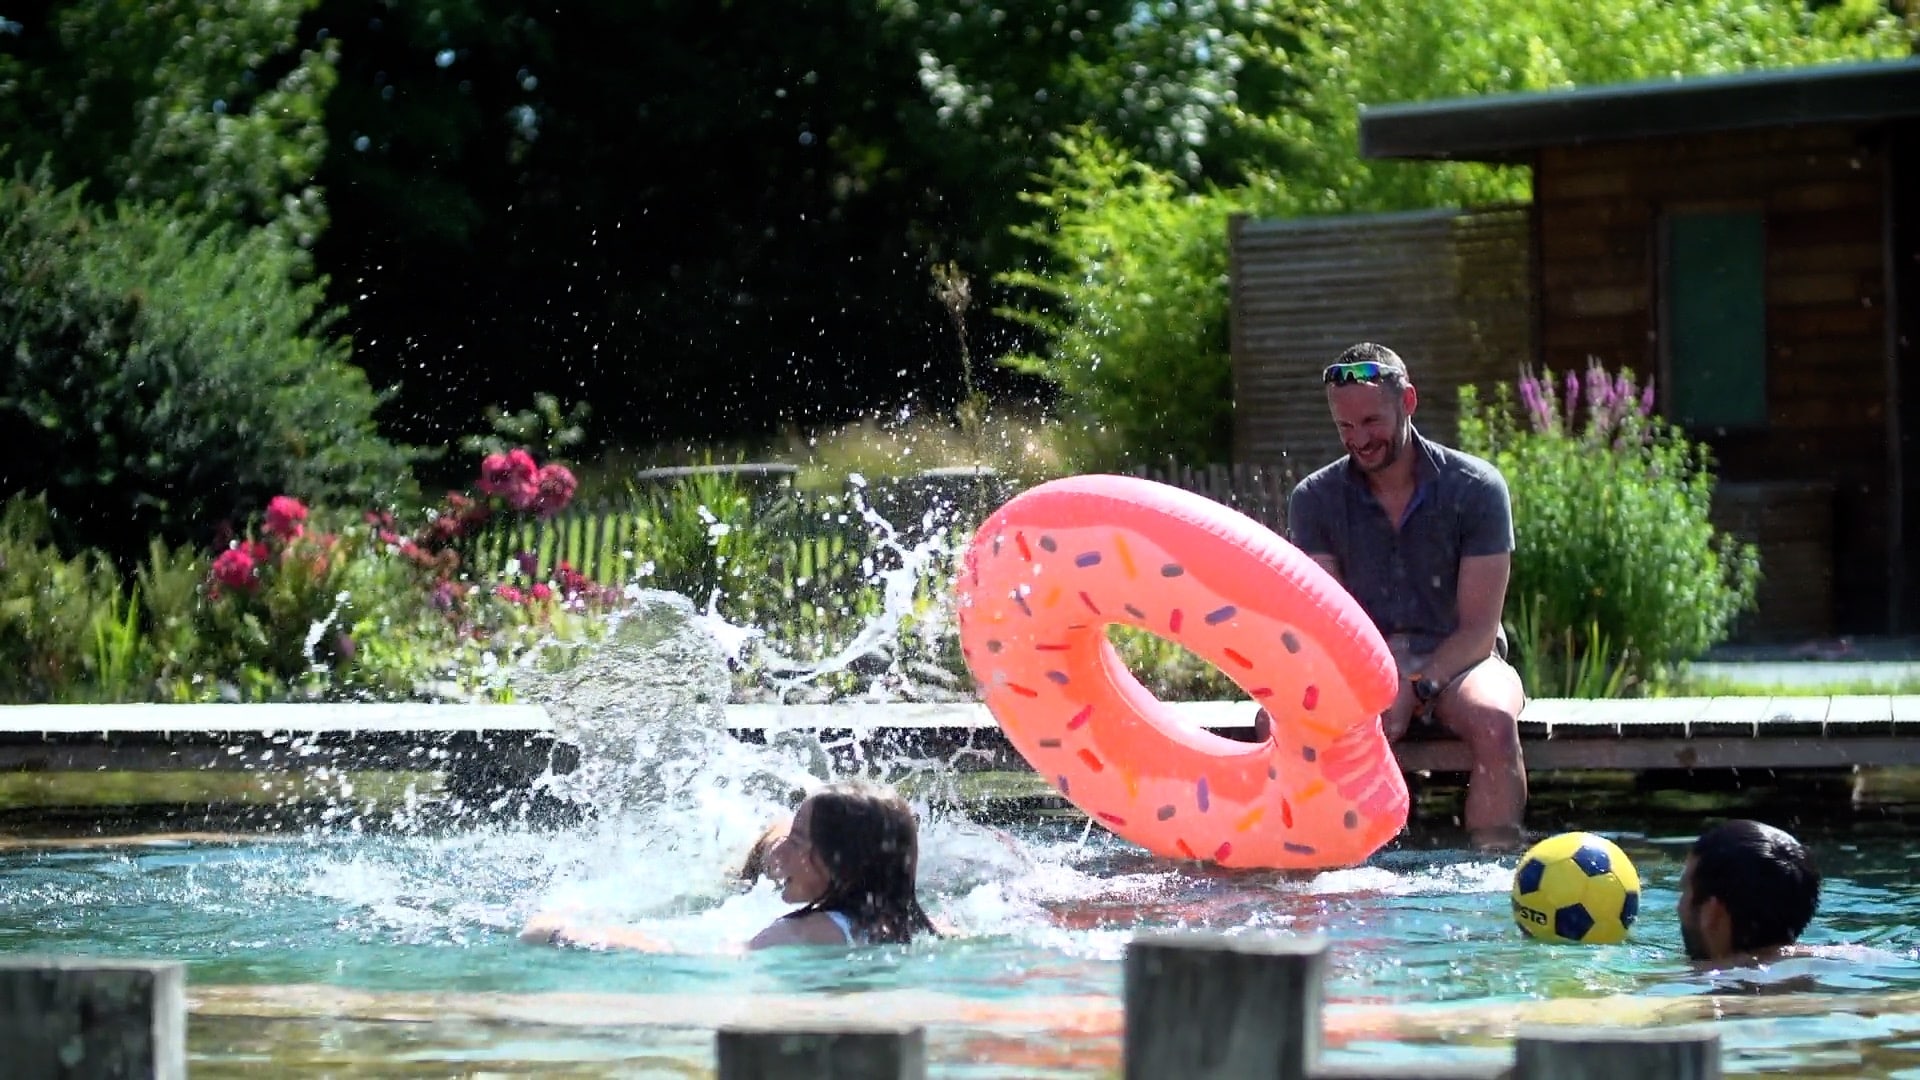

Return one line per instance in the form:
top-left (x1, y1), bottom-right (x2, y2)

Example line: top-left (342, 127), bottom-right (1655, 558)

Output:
top-left (521, 781), bottom-right (938, 951)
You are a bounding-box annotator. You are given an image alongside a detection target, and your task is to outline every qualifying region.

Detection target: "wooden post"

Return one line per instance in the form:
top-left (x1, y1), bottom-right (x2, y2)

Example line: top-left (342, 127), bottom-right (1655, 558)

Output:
top-left (0, 957), bottom-right (186, 1080)
top-left (1514, 1025), bottom-right (1721, 1079)
top-left (716, 1022), bottom-right (926, 1080)
top-left (1124, 930), bottom-right (1327, 1080)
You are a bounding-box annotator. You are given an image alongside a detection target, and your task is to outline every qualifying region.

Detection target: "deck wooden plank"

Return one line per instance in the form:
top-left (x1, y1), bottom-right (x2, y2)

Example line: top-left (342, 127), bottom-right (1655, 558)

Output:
top-left (2, 698), bottom-right (1917, 781)
top-left (1823, 695), bottom-right (1895, 736)
top-left (1690, 696), bottom-right (1771, 739)
top-left (1894, 695), bottom-right (1920, 732)
top-left (1589, 696), bottom-right (1709, 739)
top-left (0, 703), bottom-right (553, 734)
top-left (1754, 698), bottom-right (1830, 737)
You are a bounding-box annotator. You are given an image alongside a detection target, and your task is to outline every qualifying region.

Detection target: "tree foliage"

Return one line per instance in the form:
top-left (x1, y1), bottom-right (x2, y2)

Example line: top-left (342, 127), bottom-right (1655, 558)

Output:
top-left (1003, 0), bottom-right (1912, 463)
top-left (0, 175), bottom-right (418, 565)
top-left (998, 131), bottom-right (1236, 465)
top-left (0, 0), bottom-right (337, 248)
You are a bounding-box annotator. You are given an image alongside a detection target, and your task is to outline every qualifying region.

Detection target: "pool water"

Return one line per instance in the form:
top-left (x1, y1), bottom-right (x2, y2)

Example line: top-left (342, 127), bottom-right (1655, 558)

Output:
top-left (4, 811), bottom-right (1918, 1077)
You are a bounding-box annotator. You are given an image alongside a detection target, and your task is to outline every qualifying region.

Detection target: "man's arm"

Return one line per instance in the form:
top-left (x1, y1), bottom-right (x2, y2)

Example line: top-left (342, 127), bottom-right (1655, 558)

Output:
top-left (1418, 552), bottom-right (1509, 688)
top-left (1287, 480), bottom-right (1343, 583)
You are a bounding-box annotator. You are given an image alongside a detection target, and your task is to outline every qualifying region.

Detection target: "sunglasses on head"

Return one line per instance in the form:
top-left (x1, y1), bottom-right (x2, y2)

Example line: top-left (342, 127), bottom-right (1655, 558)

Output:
top-left (1322, 360), bottom-right (1401, 386)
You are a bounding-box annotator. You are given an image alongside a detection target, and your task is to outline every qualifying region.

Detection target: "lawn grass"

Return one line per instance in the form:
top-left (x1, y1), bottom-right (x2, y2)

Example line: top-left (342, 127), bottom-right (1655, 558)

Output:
top-left (568, 407), bottom-right (1078, 505)
top-left (1658, 674), bottom-right (1920, 697)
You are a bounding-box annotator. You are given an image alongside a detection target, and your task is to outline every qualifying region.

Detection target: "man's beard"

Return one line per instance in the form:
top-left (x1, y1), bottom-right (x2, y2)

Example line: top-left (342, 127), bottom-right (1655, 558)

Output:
top-left (1349, 418), bottom-right (1408, 473)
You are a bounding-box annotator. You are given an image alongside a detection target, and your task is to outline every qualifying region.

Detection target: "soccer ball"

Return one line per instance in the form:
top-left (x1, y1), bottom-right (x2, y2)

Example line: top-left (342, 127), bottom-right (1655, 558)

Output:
top-left (1510, 832), bottom-right (1641, 945)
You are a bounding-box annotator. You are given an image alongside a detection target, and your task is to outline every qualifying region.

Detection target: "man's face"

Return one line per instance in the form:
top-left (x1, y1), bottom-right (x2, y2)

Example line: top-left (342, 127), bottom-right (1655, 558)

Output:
top-left (1328, 381), bottom-right (1413, 474)
top-left (1677, 854), bottom-right (1714, 961)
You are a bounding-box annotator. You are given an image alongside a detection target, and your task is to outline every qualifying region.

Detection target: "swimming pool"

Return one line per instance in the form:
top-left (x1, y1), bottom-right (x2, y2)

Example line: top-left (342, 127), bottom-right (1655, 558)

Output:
top-left (4, 601), bottom-right (1917, 1077)
top-left (4, 804), bottom-right (1917, 1078)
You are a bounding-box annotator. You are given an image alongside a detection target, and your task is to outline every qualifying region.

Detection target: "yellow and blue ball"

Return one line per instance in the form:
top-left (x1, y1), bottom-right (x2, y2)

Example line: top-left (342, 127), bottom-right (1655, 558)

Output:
top-left (1510, 831), bottom-right (1641, 945)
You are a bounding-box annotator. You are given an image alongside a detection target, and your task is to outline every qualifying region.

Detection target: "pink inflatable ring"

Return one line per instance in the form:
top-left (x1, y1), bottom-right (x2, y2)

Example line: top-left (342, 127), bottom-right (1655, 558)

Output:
top-left (955, 474), bottom-right (1409, 870)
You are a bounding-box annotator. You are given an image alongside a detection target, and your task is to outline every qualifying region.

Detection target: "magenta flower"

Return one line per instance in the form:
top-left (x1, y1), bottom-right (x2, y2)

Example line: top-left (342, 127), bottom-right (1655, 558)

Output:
top-left (263, 496), bottom-right (308, 542)
top-left (478, 449), bottom-right (539, 500)
top-left (210, 542), bottom-right (269, 593)
top-left (530, 463), bottom-right (578, 518)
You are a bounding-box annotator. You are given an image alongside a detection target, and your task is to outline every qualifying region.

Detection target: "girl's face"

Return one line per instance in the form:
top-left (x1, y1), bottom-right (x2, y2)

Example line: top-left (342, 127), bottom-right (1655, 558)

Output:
top-left (767, 797), bottom-right (830, 905)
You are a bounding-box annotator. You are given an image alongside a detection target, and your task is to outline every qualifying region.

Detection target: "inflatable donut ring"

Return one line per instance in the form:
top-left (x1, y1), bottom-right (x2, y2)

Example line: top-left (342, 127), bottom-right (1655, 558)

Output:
top-left (955, 474), bottom-right (1409, 870)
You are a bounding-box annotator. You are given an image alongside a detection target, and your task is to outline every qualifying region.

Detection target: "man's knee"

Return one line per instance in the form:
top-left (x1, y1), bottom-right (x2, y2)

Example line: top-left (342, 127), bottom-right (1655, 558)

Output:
top-left (1446, 699), bottom-right (1522, 755)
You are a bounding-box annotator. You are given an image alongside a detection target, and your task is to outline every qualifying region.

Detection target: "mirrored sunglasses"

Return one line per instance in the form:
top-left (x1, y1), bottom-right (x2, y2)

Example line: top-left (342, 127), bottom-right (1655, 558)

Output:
top-left (1322, 360), bottom-right (1400, 385)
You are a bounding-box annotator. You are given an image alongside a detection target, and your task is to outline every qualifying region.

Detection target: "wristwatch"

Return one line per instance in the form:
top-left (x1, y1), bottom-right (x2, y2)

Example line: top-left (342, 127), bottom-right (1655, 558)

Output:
top-left (1410, 674), bottom-right (1441, 705)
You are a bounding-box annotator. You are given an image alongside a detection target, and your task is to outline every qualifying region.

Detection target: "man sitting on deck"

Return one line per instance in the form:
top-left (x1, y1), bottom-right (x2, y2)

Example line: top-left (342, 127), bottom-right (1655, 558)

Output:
top-left (1265, 342), bottom-right (1528, 850)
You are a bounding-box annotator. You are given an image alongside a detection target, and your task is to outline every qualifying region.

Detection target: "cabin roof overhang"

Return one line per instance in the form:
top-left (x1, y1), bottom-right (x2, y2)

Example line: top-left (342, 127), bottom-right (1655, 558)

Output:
top-left (1359, 60), bottom-right (1920, 164)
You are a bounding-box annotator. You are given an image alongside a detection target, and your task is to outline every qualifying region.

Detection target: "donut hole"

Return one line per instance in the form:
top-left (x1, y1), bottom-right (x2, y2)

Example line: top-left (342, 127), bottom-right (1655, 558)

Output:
top-left (1105, 624), bottom-right (1243, 702)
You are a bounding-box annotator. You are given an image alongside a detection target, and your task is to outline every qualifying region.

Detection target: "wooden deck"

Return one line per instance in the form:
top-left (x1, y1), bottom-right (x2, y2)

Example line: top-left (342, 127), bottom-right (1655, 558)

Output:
top-left (0, 698), bottom-right (1915, 792)
top-left (0, 703), bottom-right (573, 801)
top-left (724, 696), bottom-right (1920, 774)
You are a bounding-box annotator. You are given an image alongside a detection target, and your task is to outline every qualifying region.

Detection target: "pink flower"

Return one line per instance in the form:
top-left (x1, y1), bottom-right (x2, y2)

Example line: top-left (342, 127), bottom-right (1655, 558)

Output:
top-left (494, 584), bottom-right (525, 604)
top-left (530, 464), bottom-right (578, 518)
top-left (478, 449), bottom-right (539, 501)
top-left (263, 496), bottom-right (308, 541)
top-left (210, 542), bottom-right (268, 593)
top-left (530, 582), bottom-right (553, 602)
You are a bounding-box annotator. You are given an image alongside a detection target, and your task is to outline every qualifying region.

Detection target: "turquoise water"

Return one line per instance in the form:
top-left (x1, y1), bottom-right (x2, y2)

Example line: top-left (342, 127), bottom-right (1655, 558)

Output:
top-left (4, 812), bottom-right (1918, 1077)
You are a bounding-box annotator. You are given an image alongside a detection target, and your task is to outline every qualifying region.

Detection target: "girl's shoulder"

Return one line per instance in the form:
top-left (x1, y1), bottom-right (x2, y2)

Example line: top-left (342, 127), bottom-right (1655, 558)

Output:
top-left (747, 910), bottom-right (858, 950)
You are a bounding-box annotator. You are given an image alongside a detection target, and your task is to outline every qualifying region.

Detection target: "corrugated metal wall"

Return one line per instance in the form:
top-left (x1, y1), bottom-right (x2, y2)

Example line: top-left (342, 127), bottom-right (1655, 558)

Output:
top-left (1228, 207), bottom-right (1534, 471)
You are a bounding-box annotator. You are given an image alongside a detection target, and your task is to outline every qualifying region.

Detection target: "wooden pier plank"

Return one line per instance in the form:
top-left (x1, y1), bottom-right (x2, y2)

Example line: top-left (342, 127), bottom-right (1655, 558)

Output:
top-left (1824, 695), bottom-right (1895, 736)
top-left (2, 696), bottom-right (1918, 780)
top-left (1688, 695), bottom-right (1772, 739)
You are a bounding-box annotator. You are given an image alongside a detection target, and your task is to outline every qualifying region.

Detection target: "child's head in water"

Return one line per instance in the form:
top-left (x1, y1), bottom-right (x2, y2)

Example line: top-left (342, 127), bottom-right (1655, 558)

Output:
top-left (764, 781), bottom-right (938, 945)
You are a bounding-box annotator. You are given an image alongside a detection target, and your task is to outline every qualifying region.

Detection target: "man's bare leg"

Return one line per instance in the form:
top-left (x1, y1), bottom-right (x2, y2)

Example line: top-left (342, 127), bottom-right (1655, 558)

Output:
top-left (1434, 656), bottom-right (1528, 850)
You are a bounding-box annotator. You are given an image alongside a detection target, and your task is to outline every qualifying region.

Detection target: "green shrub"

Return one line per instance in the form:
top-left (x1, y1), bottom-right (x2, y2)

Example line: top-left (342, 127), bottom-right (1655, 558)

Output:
top-left (997, 130), bottom-right (1237, 466)
top-left (0, 497), bottom-right (146, 703)
top-left (0, 174), bottom-right (418, 567)
top-left (1457, 364), bottom-right (1760, 695)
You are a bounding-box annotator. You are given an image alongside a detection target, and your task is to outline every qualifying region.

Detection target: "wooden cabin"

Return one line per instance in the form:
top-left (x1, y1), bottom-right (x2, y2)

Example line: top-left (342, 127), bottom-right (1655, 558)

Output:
top-left (1352, 60), bottom-right (1920, 639)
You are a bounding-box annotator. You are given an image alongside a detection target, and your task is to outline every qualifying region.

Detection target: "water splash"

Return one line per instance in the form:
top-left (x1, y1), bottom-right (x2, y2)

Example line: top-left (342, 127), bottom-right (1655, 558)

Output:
top-left (248, 489), bottom-right (1522, 958)
top-left (700, 474), bottom-right (970, 705)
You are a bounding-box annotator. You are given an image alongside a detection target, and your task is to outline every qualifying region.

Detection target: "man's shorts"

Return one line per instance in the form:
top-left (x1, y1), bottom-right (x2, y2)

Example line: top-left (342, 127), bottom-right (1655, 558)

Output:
top-left (1387, 633), bottom-right (1510, 726)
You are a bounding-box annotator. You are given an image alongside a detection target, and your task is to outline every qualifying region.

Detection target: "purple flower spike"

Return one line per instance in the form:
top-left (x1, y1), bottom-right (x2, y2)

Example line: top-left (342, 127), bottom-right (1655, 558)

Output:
top-left (1586, 364), bottom-right (1611, 411)
top-left (1565, 370), bottom-right (1581, 421)
top-left (1519, 376), bottom-right (1544, 431)
top-left (1640, 380), bottom-right (1656, 416)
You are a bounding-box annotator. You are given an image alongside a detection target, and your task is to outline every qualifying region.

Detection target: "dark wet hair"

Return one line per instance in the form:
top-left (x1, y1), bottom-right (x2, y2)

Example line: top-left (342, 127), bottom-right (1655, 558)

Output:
top-left (1688, 819), bottom-right (1821, 953)
top-left (784, 782), bottom-right (938, 945)
top-left (737, 819), bottom-right (787, 887)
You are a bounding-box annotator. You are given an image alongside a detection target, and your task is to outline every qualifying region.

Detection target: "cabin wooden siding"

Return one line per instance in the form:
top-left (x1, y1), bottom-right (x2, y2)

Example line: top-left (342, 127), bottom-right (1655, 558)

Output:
top-left (1533, 123), bottom-right (1894, 634)
top-left (1228, 208), bottom-right (1533, 474)
top-left (1893, 119), bottom-right (1920, 634)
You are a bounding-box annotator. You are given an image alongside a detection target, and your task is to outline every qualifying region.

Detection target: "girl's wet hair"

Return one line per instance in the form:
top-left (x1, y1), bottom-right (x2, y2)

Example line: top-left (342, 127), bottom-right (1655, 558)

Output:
top-left (737, 819), bottom-right (787, 886)
top-left (783, 781), bottom-right (938, 945)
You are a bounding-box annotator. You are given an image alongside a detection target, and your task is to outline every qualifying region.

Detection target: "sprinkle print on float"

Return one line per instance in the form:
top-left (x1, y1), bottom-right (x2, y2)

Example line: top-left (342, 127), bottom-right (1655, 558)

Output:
top-left (955, 474), bottom-right (1408, 871)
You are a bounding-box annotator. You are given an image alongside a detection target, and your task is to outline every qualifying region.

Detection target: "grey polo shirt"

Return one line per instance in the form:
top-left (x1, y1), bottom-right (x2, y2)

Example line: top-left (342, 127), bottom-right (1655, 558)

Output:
top-left (1286, 429), bottom-right (1514, 656)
